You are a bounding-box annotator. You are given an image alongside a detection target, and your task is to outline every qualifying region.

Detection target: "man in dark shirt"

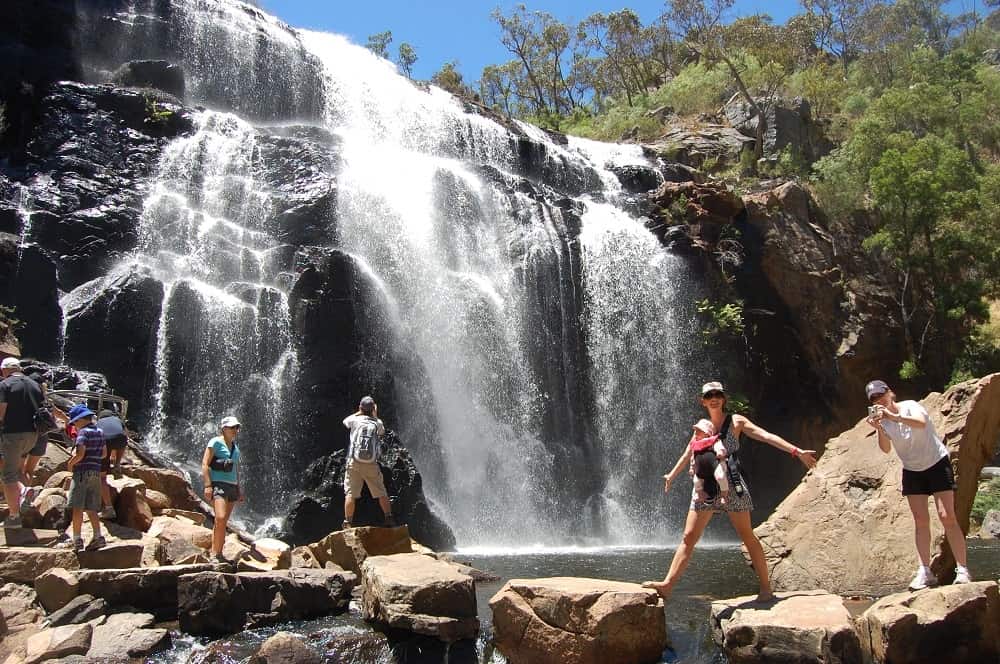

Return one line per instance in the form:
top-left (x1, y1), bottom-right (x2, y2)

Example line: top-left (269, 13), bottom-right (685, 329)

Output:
top-left (0, 357), bottom-right (44, 526)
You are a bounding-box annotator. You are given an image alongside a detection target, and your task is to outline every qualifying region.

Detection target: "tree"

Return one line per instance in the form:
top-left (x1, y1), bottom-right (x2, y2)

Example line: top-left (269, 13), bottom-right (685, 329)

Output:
top-left (432, 61), bottom-right (472, 98)
top-left (397, 42), bottom-right (417, 79)
top-left (365, 31), bottom-right (393, 59)
top-left (480, 61), bottom-right (522, 116)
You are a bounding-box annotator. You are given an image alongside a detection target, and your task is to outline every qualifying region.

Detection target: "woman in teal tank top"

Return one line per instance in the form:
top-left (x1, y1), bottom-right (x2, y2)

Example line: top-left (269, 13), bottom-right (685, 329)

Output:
top-left (201, 416), bottom-right (242, 561)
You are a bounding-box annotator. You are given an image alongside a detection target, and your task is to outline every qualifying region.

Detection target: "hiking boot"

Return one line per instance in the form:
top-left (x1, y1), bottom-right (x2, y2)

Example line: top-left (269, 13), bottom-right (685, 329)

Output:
top-left (3, 515), bottom-right (21, 528)
top-left (85, 536), bottom-right (106, 551)
top-left (953, 567), bottom-right (972, 584)
top-left (908, 567), bottom-right (936, 591)
top-left (383, 514), bottom-right (397, 528)
top-left (71, 537), bottom-right (84, 552)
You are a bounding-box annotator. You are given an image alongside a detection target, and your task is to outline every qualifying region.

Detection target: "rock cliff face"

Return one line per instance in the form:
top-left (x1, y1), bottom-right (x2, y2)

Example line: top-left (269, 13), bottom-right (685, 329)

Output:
top-left (755, 373), bottom-right (1000, 593)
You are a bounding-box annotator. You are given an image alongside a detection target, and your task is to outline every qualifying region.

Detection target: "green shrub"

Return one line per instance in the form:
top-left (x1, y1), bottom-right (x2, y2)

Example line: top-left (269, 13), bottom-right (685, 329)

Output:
top-left (659, 62), bottom-right (731, 117)
top-left (696, 298), bottom-right (745, 341)
top-left (971, 478), bottom-right (1000, 525)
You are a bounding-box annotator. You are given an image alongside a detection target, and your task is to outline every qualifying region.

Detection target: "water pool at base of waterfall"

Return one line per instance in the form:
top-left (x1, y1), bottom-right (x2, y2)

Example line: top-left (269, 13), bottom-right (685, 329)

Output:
top-left (152, 540), bottom-right (1000, 663)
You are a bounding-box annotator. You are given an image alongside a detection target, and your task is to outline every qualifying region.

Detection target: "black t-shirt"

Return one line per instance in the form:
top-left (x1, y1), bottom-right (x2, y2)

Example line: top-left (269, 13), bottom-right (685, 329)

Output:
top-left (0, 373), bottom-right (44, 434)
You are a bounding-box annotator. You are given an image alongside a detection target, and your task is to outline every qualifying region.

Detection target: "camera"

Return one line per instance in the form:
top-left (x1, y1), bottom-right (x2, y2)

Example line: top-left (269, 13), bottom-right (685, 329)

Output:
top-left (867, 405), bottom-right (880, 419)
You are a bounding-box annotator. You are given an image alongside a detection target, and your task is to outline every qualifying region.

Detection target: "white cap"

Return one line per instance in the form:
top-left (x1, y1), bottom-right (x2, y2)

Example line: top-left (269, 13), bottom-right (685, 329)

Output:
top-left (220, 416), bottom-right (241, 429)
top-left (701, 381), bottom-right (724, 396)
top-left (693, 419), bottom-right (715, 435)
top-left (1, 357), bottom-right (21, 370)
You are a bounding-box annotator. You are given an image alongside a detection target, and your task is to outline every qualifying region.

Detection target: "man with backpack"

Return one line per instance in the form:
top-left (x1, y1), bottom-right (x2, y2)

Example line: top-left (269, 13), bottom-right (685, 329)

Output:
top-left (342, 396), bottom-right (395, 529)
top-left (0, 357), bottom-right (44, 526)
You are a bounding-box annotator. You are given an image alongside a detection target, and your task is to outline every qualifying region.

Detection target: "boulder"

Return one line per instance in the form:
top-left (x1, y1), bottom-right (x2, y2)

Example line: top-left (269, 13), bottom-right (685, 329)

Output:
top-left (76, 542), bottom-right (145, 569)
top-left (490, 577), bottom-right (666, 664)
top-left (856, 581), bottom-right (1000, 664)
top-left (710, 590), bottom-right (861, 664)
top-left (34, 568), bottom-right (78, 612)
top-left (45, 594), bottom-right (108, 627)
top-left (980, 510), bottom-right (1000, 539)
top-left (20, 490), bottom-right (69, 531)
top-left (756, 375), bottom-right (1000, 593)
top-left (116, 485), bottom-right (154, 532)
top-left (145, 489), bottom-right (170, 513)
top-left (290, 546), bottom-right (321, 569)
top-left (250, 631), bottom-right (322, 664)
top-left (646, 125), bottom-right (755, 171)
top-left (0, 528), bottom-right (60, 548)
top-left (308, 526), bottom-right (414, 575)
top-left (162, 535), bottom-right (209, 566)
top-left (722, 94), bottom-right (832, 162)
top-left (29, 444), bottom-right (71, 488)
top-left (87, 611), bottom-right (171, 659)
top-left (648, 180), bottom-right (744, 247)
top-left (236, 538), bottom-right (291, 572)
top-left (148, 515), bottom-right (213, 550)
top-left (0, 583), bottom-right (43, 629)
top-left (76, 563), bottom-right (220, 617)
top-left (361, 553), bottom-right (478, 642)
top-left (0, 548), bottom-right (79, 584)
top-left (160, 508), bottom-right (206, 525)
top-left (222, 534), bottom-right (251, 563)
top-left (124, 467), bottom-right (202, 513)
top-left (177, 569), bottom-right (356, 636)
top-left (23, 623), bottom-right (91, 664)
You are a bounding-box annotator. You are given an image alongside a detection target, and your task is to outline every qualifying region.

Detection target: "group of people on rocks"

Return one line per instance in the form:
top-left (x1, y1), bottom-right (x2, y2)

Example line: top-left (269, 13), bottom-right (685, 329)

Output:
top-left (0, 356), bottom-right (129, 551)
top-left (642, 379), bottom-right (973, 600)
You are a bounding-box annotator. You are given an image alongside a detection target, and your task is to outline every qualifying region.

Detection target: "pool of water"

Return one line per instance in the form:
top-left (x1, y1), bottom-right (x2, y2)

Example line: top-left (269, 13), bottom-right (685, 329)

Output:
top-left (156, 539), bottom-right (1000, 663)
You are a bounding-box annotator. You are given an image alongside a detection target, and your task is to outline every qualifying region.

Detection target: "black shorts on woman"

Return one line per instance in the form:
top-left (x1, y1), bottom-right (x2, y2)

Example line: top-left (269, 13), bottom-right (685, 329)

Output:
top-left (901, 454), bottom-right (955, 496)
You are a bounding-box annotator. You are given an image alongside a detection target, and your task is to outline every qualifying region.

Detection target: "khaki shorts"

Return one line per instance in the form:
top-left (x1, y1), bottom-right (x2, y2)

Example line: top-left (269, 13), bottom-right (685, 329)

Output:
top-left (68, 470), bottom-right (102, 511)
top-left (1, 432), bottom-right (37, 484)
top-left (343, 461), bottom-right (387, 499)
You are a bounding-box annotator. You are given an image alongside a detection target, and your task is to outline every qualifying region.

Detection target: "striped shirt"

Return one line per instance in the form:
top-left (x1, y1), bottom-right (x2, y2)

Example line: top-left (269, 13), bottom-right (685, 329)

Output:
top-left (74, 424), bottom-right (106, 473)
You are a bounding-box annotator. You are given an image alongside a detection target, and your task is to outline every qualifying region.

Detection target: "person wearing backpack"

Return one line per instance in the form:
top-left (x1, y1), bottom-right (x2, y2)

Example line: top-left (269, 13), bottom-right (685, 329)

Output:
top-left (201, 416), bottom-right (243, 562)
top-left (342, 396), bottom-right (395, 529)
top-left (0, 357), bottom-right (44, 526)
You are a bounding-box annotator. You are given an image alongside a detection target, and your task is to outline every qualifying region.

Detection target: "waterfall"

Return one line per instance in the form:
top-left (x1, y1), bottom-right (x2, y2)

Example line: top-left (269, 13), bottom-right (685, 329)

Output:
top-left (67, 0), bottom-right (713, 544)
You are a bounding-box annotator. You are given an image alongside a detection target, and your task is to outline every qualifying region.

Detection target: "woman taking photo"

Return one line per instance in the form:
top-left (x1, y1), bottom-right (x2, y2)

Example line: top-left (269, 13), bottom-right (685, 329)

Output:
top-left (201, 416), bottom-right (242, 561)
top-left (644, 382), bottom-right (817, 601)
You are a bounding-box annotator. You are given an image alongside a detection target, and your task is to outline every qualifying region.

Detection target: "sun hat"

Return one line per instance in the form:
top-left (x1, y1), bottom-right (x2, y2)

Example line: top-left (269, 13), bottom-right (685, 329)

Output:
top-left (1, 357), bottom-right (21, 370)
top-left (693, 419), bottom-right (715, 435)
top-left (701, 381), bottom-right (724, 396)
top-left (865, 380), bottom-right (889, 400)
top-left (220, 416), bottom-right (241, 429)
top-left (67, 404), bottom-right (96, 424)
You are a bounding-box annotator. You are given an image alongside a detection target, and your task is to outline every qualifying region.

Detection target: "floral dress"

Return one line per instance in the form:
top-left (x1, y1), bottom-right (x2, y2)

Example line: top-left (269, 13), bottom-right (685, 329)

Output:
top-left (690, 415), bottom-right (754, 513)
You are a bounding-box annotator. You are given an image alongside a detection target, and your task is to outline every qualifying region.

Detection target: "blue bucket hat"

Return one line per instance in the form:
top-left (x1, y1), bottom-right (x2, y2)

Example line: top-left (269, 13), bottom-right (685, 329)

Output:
top-left (67, 404), bottom-right (96, 425)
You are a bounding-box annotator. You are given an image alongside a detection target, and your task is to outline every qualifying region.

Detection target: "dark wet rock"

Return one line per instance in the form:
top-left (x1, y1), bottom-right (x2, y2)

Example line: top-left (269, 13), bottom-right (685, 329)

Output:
top-left (112, 60), bottom-right (186, 98)
top-left (283, 433), bottom-right (455, 551)
top-left (248, 631), bottom-right (323, 664)
top-left (46, 594), bottom-right (108, 627)
top-left (177, 569), bottom-right (356, 636)
top-left (608, 164), bottom-right (662, 193)
top-left (0, 232), bottom-right (62, 360)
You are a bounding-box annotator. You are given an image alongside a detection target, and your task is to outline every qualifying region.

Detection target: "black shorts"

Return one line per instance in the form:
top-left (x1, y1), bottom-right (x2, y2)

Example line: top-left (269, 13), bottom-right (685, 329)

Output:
top-left (212, 482), bottom-right (240, 502)
top-left (902, 455), bottom-right (955, 496)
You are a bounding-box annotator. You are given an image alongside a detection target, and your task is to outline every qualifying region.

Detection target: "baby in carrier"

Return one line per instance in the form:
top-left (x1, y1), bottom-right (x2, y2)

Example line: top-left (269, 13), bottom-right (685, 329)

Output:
top-left (689, 419), bottom-right (729, 504)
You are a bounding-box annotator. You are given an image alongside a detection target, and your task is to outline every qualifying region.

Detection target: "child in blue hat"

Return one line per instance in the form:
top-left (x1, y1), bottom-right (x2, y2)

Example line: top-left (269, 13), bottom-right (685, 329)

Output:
top-left (62, 404), bottom-right (107, 551)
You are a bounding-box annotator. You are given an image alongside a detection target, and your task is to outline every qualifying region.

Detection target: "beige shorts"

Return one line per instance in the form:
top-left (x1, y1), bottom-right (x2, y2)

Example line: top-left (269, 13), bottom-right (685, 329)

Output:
top-left (1, 432), bottom-right (37, 484)
top-left (343, 461), bottom-right (387, 499)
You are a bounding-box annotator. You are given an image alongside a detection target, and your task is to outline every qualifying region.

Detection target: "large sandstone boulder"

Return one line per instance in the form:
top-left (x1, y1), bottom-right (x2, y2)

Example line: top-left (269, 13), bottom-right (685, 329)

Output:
top-left (177, 569), bottom-right (356, 636)
top-left (34, 567), bottom-right (78, 612)
top-left (23, 623), bottom-right (92, 664)
top-left (124, 467), bottom-right (203, 512)
top-left (148, 514), bottom-right (213, 550)
top-left (360, 553), bottom-right (478, 642)
top-left (981, 510), bottom-right (1000, 539)
top-left (0, 547), bottom-right (79, 584)
top-left (77, 541), bottom-right (145, 570)
top-left (45, 594), bottom-right (108, 627)
top-left (237, 538), bottom-right (291, 572)
top-left (490, 577), bottom-right (666, 664)
top-left (710, 591), bottom-right (861, 664)
top-left (756, 375), bottom-right (1000, 592)
top-left (856, 581), bottom-right (1000, 664)
top-left (0, 583), bottom-right (43, 629)
top-left (308, 526), bottom-right (414, 575)
top-left (87, 611), bottom-right (171, 659)
top-left (646, 125), bottom-right (755, 171)
top-left (0, 528), bottom-right (60, 548)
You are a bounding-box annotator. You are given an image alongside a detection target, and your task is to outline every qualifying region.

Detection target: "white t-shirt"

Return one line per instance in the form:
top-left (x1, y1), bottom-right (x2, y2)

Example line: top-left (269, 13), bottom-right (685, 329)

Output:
top-left (880, 400), bottom-right (948, 471)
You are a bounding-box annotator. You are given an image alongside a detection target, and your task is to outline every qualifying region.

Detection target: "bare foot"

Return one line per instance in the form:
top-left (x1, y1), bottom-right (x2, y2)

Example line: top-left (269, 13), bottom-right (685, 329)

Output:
top-left (641, 581), bottom-right (673, 600)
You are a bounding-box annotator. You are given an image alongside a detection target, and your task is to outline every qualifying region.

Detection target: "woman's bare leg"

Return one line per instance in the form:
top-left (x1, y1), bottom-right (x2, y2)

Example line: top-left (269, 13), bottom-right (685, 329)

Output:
top-left (728, 510), bottom-right (773, 601)
top-left (933, 491), bottom-right (968, 567)
top-left (643, 510), bottom-right (713, 599)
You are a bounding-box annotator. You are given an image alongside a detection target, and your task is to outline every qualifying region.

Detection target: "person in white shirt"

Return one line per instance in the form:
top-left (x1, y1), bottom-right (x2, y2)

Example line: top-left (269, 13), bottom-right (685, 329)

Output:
top-left (342, 396), bottom-right (395, 529)
top-left (865, 379), bottom-right (972, 589)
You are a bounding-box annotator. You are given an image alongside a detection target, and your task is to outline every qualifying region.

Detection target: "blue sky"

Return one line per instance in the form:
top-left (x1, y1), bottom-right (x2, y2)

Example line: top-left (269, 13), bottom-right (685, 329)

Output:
top-left (260, 0), bottom-right (989, 82)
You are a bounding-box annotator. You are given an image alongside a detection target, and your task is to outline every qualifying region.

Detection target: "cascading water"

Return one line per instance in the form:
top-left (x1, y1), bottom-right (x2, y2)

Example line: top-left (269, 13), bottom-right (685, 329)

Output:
top-left (68, 0), bottom-right (714, 545)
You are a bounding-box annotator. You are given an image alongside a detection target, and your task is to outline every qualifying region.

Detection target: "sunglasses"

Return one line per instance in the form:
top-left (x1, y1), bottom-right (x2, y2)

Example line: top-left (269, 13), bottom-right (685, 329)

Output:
top-left (703, 391), bottom-right (725, 399)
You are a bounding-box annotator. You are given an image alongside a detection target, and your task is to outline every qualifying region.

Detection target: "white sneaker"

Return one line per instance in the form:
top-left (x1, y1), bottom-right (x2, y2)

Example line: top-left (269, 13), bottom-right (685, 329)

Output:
top-left (908, 567), bottom-right (936, 591)
top-left (953, 567), bottom-right (972, 584)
